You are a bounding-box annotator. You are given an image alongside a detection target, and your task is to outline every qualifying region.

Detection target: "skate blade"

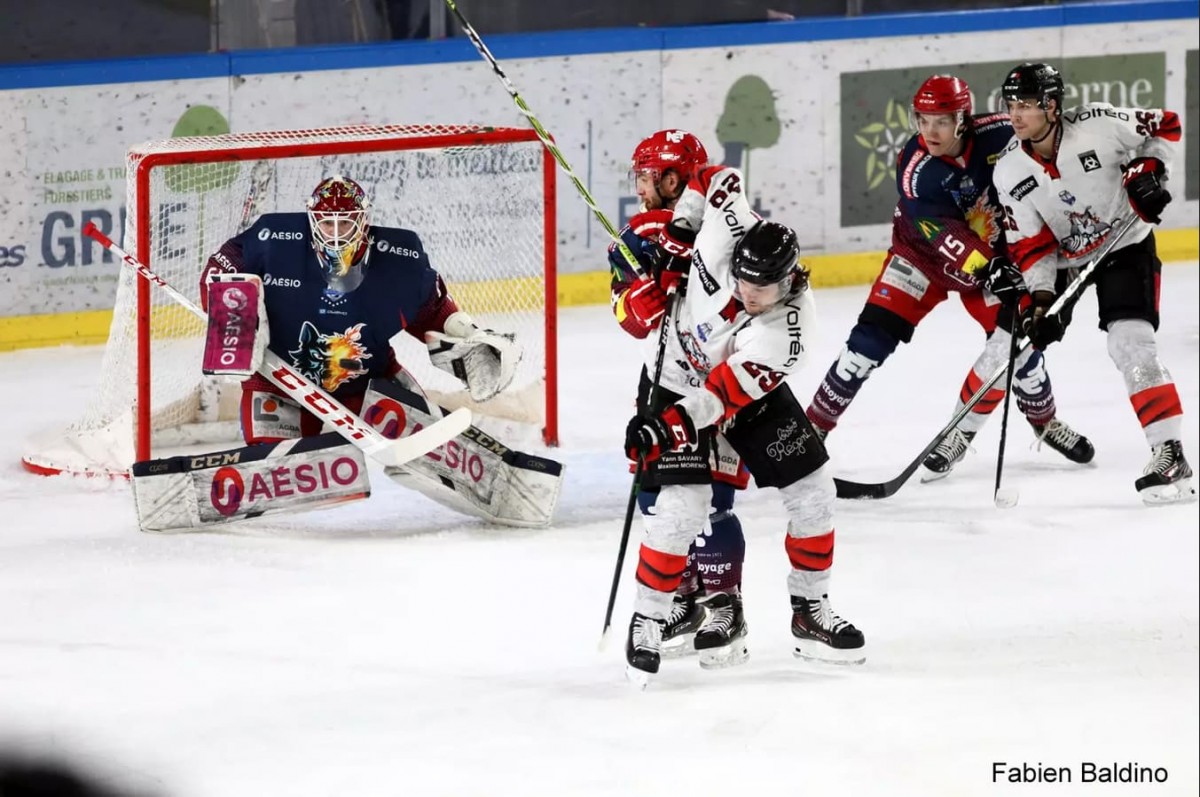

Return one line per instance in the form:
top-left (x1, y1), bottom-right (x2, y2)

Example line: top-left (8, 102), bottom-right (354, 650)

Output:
top-left (1140, 479), bottom-right (1198, 506)
top-left (625, 664), bottom-right (654, 690)
top-left (919, 466), bottom-right (952, 484)
top-left (697, 638), bottom-right (750, 670)
top-left (793, 639), bottom-right (866, 666)
top-left (660, 634), bottom-right (698, 659)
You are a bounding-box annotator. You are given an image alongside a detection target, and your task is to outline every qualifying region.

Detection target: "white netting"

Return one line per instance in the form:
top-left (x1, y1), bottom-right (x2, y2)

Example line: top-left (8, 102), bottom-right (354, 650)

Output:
top-left (23, 125), bottom-right (555, 476)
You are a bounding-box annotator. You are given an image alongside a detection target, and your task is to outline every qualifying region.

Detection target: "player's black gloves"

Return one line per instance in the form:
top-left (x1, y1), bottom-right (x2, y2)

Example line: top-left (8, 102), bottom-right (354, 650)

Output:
top-left (625, 405), bottom-right (697, 464)
top-left (649, 220), bottom-right (697, 293)
top-left (1021, 290), bottom-right (1065, 349)
top-left (980, 255), bottom-right (1027, 307)
top-left (1122, 157), bottom-right (1171, 224)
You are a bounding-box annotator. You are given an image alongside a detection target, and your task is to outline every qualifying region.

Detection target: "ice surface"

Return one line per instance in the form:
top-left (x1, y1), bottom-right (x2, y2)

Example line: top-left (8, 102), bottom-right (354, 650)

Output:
top-left (1, 263), bottom-right (1196, 796)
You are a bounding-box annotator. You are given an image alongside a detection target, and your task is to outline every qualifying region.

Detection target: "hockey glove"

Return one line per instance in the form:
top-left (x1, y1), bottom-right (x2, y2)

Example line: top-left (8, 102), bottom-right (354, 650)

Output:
top-left (1122, 157), bottom-right (1171, 224)
top-left (617, 278), bottom-right (668, 338)
top-left (427, 312), bottom-right (522, 402)
top-left (649, 220), bottom-right (697, 293)
top-left (628, 209), bottom-right (673, 241)
top-left (980, 255), bottom-right (1028, 307)
top-left (1020, 290), bottom-right (1065, 350)
top-left (625, 405), bottom-right (698, 464)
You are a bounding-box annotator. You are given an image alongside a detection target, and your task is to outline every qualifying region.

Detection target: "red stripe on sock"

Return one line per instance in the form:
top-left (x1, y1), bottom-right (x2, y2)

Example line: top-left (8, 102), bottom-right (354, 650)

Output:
top-left (635, 544), bottom-right (688, 593)
top-left (1131, 383), bottom-right (1183, 427)
top-left (785, 530), bottom-right (835, 572)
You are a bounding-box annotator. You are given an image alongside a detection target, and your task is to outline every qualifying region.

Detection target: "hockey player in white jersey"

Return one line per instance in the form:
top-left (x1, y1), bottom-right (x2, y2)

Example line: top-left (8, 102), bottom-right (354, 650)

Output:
top-left (993, 62), bottom-right (1194, 505)
top-left (622, 170), bottom-right (866, 685)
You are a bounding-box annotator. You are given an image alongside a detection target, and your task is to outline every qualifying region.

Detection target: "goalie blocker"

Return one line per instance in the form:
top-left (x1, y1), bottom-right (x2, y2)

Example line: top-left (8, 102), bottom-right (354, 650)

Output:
top-left (201, 273), bottom-right (269, 378)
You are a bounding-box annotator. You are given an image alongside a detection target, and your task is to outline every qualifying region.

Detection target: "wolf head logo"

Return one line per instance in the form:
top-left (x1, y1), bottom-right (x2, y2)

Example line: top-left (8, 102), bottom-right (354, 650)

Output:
top-left (288, 321), bottom-right (372, 392)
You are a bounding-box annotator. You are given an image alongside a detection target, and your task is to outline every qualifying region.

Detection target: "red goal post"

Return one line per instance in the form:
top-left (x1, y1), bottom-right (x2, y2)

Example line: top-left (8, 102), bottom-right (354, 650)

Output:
top-left (22, 124), bottom-right (557, 478)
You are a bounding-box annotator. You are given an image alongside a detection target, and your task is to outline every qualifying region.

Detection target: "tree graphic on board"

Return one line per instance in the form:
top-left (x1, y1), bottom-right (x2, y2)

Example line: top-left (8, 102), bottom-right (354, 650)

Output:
top-left (716, 75), bottom-right (781, 212)
top-left (164, 105), bottom-right (239, 277)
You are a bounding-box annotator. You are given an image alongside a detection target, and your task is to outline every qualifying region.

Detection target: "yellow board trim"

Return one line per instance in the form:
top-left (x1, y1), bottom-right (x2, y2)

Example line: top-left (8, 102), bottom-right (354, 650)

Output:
top-left (4, 227), bottom-right (1196, 352)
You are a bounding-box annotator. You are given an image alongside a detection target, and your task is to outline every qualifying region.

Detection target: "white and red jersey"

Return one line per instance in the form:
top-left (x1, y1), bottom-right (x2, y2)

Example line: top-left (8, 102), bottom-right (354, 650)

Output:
top-left (652, 165), bottom-right (816, 429)
top-left (992, 103), bottom-right (1180, 293)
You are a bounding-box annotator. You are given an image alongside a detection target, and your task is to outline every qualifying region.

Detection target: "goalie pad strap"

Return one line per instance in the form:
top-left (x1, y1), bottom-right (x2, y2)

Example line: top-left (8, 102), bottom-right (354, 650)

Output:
top-left (131, 433), bottom-right (370, 532)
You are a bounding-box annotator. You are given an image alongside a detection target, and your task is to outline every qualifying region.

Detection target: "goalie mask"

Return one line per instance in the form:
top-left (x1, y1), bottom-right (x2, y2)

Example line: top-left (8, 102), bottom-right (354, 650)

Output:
top-left (730, 221), bottom-right (807, 315)
top-left (630, 129), bottom-right (709, 207)
top-left (307, 175), bottom-right (372, 278)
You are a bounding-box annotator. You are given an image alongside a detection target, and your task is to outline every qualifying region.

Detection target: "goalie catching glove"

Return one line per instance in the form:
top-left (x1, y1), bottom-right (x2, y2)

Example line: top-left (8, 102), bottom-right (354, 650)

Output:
top-left (426, 311), bottom-right (522, 402)
top-left (201, 273), bottom-right (269, 377)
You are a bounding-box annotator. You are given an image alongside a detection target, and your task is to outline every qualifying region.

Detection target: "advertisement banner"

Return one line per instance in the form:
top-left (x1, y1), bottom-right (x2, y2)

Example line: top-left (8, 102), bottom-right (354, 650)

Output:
top-left (840, 53), bottom-right (1167, 227)
top-left (1, 80), bottom-right (228, 318)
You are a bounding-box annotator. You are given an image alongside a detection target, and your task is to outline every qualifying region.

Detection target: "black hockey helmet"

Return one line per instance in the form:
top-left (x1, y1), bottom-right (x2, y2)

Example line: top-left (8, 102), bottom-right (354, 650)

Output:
top-left (1001, 62), bottom-right (1064, 111)
top-left (731, 220), bottom-right (806, 289)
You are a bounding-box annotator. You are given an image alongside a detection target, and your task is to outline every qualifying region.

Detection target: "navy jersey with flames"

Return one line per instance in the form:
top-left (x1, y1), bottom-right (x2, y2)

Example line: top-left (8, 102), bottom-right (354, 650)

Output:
top-left (890, 113), bottom-right (1013, 291)
top-left (201, 212), bottom-right (450, 399)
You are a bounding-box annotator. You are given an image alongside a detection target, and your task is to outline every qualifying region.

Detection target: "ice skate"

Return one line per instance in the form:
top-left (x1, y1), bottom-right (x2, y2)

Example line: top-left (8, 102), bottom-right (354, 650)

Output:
top-left (625, 612), bottom-right (664, 689)
top-left (791, 594), bottom-right (866, 665)
top-left (660, 591), bottom-right (705, 659)
top-left (920, 428), bottom-right (975, 482)
top-left (1030, 418), bottom-right (1094, 464)
top-left (1135, 440), bottom-right (1197, 506)
top-left (693, 592), bottom-right (749, 670)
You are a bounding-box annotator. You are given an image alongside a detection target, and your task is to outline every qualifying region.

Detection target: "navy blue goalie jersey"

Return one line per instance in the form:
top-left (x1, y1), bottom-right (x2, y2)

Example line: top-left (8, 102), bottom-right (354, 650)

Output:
top-left (201, 212), bottom-right (446, 398)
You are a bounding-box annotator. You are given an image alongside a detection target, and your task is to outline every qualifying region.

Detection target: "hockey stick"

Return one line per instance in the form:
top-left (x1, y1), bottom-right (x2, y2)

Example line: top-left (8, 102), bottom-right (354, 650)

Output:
top-left (599, 285), bottom-right (682, 648)
top-left (834, 215), bottom-right (1135, 500)
top-left (81, 222), bottom-right (471, 469)
top-left (992, 310), bottom-right (1022, 509)
top-left (442, 0), bottom-right (645, 276)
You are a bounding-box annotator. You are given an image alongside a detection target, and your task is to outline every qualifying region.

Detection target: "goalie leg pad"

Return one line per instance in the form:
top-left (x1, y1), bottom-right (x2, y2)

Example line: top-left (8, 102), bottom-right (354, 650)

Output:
top-left (131, 433), bottom-right (370, 533)
top-left (363, 378), bottom-right (563, 528)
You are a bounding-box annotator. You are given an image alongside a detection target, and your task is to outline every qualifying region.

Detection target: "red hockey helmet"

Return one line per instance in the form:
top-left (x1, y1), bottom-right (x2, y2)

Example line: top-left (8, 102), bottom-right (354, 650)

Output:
top-left (306, 175), bottom-right (372, 277)
top-left (912, 74), bottom-right (972, 117)
top-left (912, 75), bottom-right (972, 141)
top-left (630, 129), bottom-right (709, 185)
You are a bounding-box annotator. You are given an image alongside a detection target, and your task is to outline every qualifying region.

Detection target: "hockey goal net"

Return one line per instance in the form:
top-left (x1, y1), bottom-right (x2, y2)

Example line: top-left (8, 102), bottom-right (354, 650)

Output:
top-left (22, 124), bottom-right (557, 477)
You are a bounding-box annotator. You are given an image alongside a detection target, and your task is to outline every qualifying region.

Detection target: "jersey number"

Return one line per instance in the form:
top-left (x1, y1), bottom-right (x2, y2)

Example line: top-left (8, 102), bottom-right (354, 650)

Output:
top-left (938, 234), bottom-right (966, 262)
top-left (742, 361), bottom-right (784, 393)
top-left (1001, 204), bottom-right (1019, 232)
top-left (709, 173), bottom-right (743, 209)
top-left (1135, 111), bottom-right (1160, 138)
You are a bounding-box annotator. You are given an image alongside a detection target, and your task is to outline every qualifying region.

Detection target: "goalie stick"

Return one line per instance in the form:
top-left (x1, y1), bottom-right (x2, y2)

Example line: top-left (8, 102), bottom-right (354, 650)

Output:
top-left (834, 214), bottom-right (1135, 501)
top-left (81, 222), bottom-right (471, 470)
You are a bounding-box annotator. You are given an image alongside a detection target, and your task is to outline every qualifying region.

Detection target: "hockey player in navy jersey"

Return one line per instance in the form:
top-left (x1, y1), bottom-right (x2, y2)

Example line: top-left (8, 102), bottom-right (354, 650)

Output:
top-left (182, 175), bottom-right (564, 530)
top-left (805, 74), bottom-right (1094, 481)
top-left (610, 130), bottom-right (750, 659)
top-left (622, 168), bottom-right (866, 685)
top-left (993, 62), bottom-right (1194, 505)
